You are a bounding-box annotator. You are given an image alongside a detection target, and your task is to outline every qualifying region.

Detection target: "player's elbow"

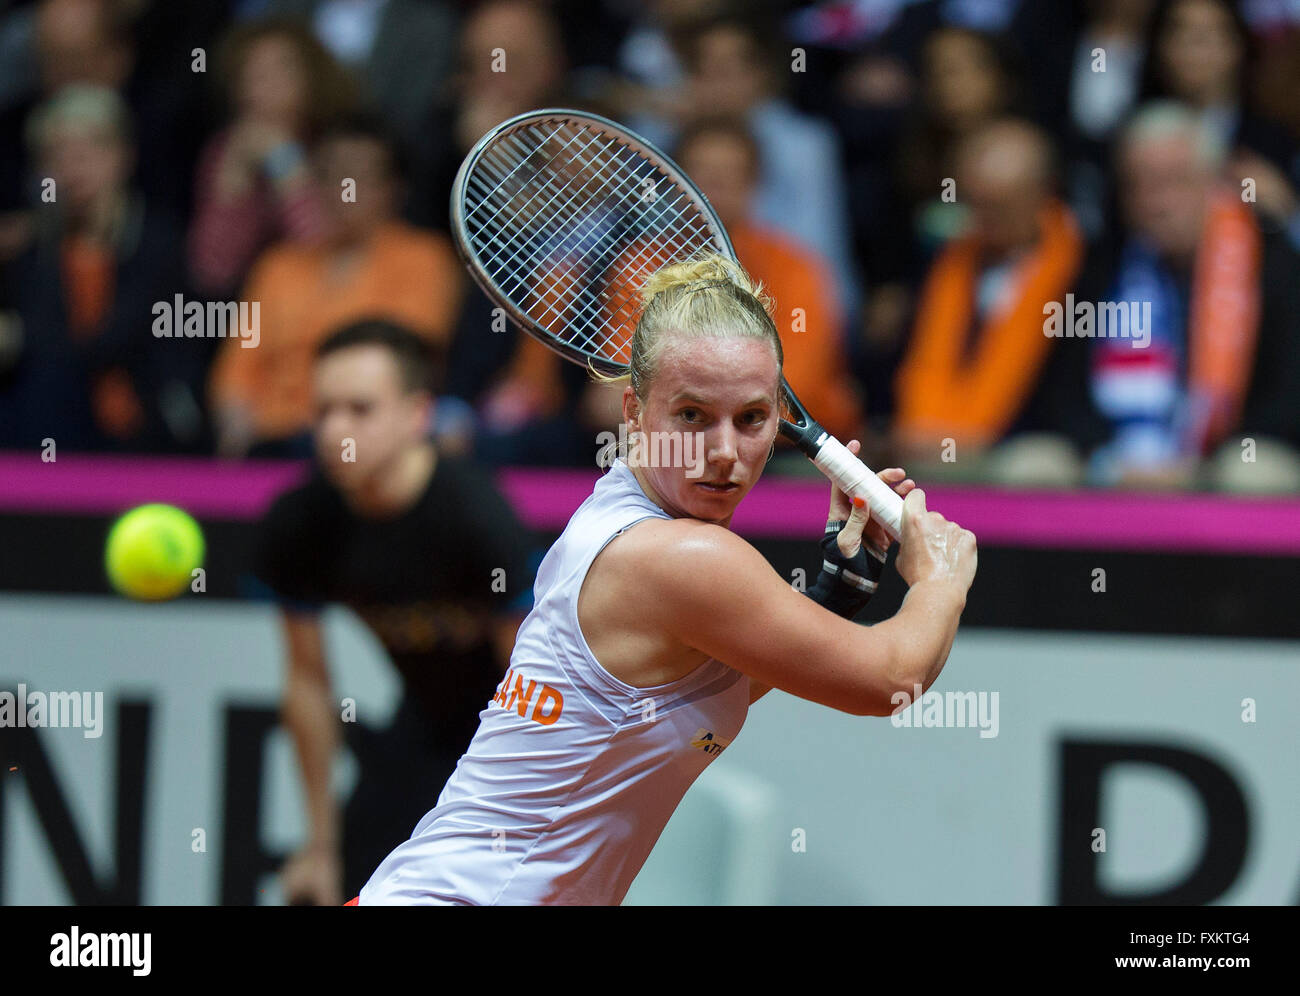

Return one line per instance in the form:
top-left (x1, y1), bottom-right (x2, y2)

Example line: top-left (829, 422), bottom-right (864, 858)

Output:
top-left (848, 635), bottom-right (936, 717)
top-left (851, 681), bottom-right (912, 718)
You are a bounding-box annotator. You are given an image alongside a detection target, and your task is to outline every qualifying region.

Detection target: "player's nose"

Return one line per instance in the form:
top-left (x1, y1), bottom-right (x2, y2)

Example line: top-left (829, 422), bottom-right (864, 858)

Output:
top-left (705, 425), bottom-right (739, 466)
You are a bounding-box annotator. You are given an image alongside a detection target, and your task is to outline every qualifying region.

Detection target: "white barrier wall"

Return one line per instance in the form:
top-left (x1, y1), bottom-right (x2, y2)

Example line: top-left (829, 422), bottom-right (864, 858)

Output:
top-left (2, 594), bottom-right (1296, 905)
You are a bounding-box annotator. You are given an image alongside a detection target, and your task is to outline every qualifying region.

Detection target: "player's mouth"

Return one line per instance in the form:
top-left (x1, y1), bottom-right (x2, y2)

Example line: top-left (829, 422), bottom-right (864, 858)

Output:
top-left (694, 480), bottom-right (740, 495)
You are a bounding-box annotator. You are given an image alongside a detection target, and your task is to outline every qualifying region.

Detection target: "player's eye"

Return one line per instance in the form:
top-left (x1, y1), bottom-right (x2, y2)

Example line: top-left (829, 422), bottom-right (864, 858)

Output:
top-left (678, 407), bottom-right (701, 423)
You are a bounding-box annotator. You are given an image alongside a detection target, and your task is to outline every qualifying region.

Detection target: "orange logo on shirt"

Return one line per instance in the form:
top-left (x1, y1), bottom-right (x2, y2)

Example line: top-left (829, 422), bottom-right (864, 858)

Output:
top-left (492, 667), bottom-right (564, 726)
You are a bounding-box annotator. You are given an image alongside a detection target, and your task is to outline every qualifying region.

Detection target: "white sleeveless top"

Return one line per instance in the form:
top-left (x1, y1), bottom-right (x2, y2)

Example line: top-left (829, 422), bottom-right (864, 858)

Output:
top-left (358, 458), bottom-right (751, 905)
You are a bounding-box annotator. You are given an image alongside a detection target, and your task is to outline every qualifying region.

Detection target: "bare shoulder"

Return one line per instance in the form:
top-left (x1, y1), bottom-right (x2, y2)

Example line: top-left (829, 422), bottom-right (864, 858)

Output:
top-left (584, 515), bottom-right (777, 634)
top-left (601, 516), bottom-right (763, 575)
top-left (578, 517), bottom-right (762, 687)
top-left (595, 515), bottom-right (793, 634)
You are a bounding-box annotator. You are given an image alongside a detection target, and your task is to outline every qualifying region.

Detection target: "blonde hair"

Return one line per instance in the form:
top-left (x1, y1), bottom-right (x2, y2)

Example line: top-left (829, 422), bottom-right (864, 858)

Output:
top-left (593, 254), bottom-right (783, 401)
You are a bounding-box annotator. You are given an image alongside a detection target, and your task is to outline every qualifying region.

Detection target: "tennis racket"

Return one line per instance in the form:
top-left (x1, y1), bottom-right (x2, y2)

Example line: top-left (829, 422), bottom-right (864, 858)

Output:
top-left (449, 108), bottom-right (904, 541)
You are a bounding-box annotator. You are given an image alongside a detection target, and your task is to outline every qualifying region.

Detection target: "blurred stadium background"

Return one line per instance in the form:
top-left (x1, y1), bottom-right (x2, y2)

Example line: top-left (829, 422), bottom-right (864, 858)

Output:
top-left (1, 0), bottom-right (1298, 905)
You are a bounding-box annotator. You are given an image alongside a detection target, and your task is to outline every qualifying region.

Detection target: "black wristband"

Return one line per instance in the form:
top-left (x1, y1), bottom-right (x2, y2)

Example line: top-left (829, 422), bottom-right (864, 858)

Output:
top-left (801, 520), bottom-right (886, 619)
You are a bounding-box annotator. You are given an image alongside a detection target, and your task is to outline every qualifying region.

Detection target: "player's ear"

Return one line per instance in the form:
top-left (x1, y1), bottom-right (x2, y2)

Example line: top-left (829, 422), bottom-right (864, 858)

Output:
top-left (623, 386), bottom-right (640, 425)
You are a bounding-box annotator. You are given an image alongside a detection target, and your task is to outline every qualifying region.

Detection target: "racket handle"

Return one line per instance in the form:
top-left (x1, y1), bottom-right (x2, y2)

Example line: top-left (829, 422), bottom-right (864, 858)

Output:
top-left (809, 435), bottom-right (904, 543)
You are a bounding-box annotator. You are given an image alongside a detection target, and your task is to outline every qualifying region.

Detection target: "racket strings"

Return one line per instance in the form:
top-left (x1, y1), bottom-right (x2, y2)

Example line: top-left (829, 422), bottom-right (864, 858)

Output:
top-left (467, 125), bottom-right (636, 298)
top-left (474, 131), bottom-right (618, 275)
top-left (461, 118), bottom-right (723, 365)
top-left (467, 127), bottom-right (613, 310)
top-left (468, 131), bottom-right (638, 352)
top-left (537, 187), bottom-right (706, 360)
top-left (472, 129), bottom-right (689, 352)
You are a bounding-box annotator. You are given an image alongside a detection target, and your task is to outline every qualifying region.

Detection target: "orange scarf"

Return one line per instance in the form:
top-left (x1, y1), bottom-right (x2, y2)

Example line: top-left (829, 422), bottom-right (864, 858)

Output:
top-left (895, 200), bottom-right (1084, 448)
top-left (1186, 192), bottom-right (1261, 452)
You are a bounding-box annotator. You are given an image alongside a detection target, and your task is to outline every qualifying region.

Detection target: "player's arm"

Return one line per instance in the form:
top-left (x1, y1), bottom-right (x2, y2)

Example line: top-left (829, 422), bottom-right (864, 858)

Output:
top-left (647, 489), bottom-right (975, 716)
top-left (278, 609), bottom-right (344, 904)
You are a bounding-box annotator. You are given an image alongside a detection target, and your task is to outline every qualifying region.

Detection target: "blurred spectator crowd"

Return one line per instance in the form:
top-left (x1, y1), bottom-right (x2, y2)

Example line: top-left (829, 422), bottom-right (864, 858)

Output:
top-left (1, 0), bottom-right (1298, 491)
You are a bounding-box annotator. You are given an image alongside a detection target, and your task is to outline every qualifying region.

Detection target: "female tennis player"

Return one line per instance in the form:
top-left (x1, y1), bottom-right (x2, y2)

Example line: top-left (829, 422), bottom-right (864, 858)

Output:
top-left (353, 254), bottom-right (977, 905)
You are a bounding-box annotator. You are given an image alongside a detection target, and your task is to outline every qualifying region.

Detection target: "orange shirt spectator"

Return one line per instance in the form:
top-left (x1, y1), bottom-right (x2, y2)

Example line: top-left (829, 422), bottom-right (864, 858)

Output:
top-left (210, 219), bottom-right (463, 444)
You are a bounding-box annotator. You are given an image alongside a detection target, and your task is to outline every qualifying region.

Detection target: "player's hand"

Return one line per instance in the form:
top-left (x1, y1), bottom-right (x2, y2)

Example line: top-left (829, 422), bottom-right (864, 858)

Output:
top-left (280, 842), bottom-right (344, 906)
top-left (827, 439), bottom-right (915, 559)
top-left (895, 488), bottom-right (977, 593)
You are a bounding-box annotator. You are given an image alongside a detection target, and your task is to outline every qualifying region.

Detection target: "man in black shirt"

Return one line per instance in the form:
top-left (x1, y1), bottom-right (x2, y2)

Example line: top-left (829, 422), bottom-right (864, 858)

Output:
top-left (252, 319), bottom-right (537, 904)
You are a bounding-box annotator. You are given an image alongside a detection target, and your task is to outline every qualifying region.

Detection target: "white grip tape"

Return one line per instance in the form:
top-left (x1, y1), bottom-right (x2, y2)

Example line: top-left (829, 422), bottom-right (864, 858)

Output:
top-left (810, 435), bottom-right (904, 542)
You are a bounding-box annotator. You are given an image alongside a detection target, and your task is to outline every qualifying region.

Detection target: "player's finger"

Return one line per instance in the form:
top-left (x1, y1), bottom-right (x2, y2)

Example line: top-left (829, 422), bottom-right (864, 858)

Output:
top-left (838, 495), bottom-right (870, 556)
top-left (903, 487), bottom-right (927, 530)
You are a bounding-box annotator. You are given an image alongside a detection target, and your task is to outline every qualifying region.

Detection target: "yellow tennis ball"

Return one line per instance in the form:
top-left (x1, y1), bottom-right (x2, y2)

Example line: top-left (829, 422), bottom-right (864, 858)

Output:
top-left (104, 503), bottom-right (205, 601)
